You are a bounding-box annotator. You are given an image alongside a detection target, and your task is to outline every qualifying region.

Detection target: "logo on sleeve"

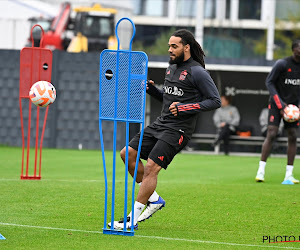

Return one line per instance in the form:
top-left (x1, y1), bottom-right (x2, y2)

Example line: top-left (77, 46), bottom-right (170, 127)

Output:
top-left (158, 156), bottom-right (164, 161)
top-left (179, 70), bottom-right (188, 81)
top-left (178, 135), bottom-right (183, 145)
top-left (166, 70), bottom-right (171, 75)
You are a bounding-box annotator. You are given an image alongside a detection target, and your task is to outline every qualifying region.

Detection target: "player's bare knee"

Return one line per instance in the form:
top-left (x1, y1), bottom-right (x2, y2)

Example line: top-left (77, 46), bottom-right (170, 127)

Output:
top-left (287, 130), bottom-right (297, 143)
top-left (120, 147), bottom-right (126, 161)
top-left (120, 146), bottom-right (137, 162)
top-left (267, 128), bottom-right (278, 141)
top-left (288, 137), bottom-right (297, 145)
top-left (128, 147), bottom-right (138, 161)
top-left (144, 161), bottom-right (161, 178)
top-left (143, 169), bottom-right (156, 180)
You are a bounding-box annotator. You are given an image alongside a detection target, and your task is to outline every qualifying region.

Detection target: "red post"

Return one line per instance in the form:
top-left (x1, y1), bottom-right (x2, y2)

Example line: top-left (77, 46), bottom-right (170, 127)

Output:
top-left (19, 25), bottom-right (53, 180)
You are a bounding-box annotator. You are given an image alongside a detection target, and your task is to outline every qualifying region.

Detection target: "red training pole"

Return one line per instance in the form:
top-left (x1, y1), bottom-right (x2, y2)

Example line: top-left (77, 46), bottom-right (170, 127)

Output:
top-left (19, 24), bottom-right (53, 180)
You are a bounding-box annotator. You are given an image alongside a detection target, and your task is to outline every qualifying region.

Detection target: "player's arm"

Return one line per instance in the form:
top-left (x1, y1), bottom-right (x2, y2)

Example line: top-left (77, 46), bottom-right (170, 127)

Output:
top-left (146, 80), bottom-right (163, 102)
top-left (172, 67), bottom-right (221, 116)
top-left (212, 109), bottom-right (222, 128)
top-left (259, 109), bottom-right (267, 127)
top-left (266, 59), bottom-right (287, 110)
top-left (229, 107), bottom-right (240, 127)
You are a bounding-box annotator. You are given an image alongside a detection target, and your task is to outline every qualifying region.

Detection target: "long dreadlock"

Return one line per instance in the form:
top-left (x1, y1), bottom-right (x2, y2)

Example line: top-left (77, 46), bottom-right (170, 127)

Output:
top-left (172, 29), bottom-right (206, 68)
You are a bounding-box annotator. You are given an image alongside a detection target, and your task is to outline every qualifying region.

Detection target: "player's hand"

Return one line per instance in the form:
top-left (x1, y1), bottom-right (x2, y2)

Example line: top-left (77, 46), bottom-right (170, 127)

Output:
top-left (146, 80), bottom-right (155, 90)
top-left (169, 102), bottom-right (179, 116)
top-left (280, 109), bottom-right (284, 117)
top-left (281, 103), bottom-right (287, 117)
top-left (220, 122), bottom-right (226, 127)
top-left (281, 104), bottom-right (289, 117)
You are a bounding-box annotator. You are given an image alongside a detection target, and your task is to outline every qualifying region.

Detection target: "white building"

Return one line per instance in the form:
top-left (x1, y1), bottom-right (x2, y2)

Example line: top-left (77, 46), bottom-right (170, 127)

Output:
top-left (131, 0), bottom-right (300, 60)
top-left (1, 0), bottom-right (300, 60)
top-left (0, 0), bottom-right (59, 49)
top-left (0, 0), bottom-right (133, 50)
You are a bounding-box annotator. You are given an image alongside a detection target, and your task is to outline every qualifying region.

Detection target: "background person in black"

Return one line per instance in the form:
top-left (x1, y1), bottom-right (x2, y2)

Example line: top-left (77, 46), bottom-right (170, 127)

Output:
top-left (108, 29), bottom-right (221, 230)
top-left (255, 40), bottom-right (300, 184)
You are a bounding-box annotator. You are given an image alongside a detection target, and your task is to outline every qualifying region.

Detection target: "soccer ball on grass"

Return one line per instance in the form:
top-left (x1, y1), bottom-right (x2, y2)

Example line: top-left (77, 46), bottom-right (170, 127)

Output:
top-left (283, 104), bottom-right (300, 123)
top-left (29, 81), bottom-right (56, 107)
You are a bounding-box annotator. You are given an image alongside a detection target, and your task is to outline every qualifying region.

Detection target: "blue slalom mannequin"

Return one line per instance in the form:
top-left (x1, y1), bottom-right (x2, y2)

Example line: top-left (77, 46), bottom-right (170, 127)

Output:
top-left (99, 18), bottom-right (148, 236)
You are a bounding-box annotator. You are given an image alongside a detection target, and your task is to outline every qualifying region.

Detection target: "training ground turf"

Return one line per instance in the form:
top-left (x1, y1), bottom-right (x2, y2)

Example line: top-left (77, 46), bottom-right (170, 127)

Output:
top-left (0, 146), bottom-right (299, 249)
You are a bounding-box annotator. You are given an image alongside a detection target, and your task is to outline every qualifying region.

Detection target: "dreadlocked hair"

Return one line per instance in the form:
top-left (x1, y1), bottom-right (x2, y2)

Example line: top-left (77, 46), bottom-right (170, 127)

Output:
top-left (172, 29), bottom-right (206, 68)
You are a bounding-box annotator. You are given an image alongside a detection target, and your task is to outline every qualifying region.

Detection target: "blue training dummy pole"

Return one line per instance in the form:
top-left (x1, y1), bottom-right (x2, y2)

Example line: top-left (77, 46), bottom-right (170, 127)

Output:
top-left (99, 17), bottom-right (148, 236)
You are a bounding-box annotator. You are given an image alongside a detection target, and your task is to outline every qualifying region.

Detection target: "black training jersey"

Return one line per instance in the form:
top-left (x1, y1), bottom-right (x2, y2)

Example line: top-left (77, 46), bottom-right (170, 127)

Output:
top-left (266, 56), bottom-right (300, 109)
top-left (147, 57), bottom-right (221, 139)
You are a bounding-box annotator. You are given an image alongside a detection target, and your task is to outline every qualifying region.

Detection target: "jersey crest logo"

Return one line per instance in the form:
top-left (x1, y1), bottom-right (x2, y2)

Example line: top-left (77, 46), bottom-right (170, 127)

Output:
top-left (179, 70), bottom-right (188, 81)
top-left (158, 156), bottom-right (164, 161)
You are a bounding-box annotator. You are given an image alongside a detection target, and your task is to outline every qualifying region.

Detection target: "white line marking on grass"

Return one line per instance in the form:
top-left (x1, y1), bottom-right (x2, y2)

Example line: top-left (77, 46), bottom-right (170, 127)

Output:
top-left (43, 179), bottom-right (103, 183)
top-left (0, 178), bottom-right (296, 186)
top-left (136, 235), bottom-right (300, 249)
top-left (0, 222), bottom-right (101, 234)
top-left (0, 179), bottom-right (20, 181)
top-left (0, 222), bottom-right (299, 249)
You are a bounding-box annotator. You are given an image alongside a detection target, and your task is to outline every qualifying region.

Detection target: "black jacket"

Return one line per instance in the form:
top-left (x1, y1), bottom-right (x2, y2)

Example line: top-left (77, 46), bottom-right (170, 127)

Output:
top-left (266, 56), bottom-right (300, 109)
top-left (147, 57), bottom-right (221, 139)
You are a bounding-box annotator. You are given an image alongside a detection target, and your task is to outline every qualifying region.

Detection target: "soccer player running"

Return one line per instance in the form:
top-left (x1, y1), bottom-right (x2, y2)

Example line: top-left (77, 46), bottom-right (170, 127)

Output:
top-left (255, 40), bottom-right (300, 184)
top-left (108, 29), bottom-right (221, 230)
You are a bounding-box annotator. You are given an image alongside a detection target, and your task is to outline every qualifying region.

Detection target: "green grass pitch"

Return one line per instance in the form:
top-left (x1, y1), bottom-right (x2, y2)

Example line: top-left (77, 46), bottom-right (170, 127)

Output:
top-left (0, 146), bottom-right (299, 249)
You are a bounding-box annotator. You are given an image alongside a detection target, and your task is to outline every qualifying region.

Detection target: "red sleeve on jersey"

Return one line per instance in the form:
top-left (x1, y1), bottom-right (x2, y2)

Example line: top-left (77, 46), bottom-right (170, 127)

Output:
top-left (273, 94), bottom-right (282, 109)
top-left (177, 103), bottom-right (201, 113)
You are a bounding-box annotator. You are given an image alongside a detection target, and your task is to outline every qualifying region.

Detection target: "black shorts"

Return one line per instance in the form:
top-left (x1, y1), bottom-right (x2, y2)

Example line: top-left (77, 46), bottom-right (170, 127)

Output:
top-left (128, 124), bottom-right (189, 169)
top-left (268, 102), bottom-right (299, 129)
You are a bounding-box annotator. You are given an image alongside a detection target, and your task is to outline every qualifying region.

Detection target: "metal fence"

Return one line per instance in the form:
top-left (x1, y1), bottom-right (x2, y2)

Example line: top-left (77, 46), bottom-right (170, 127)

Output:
top-left (0, 49), bottom-right (126, 150)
